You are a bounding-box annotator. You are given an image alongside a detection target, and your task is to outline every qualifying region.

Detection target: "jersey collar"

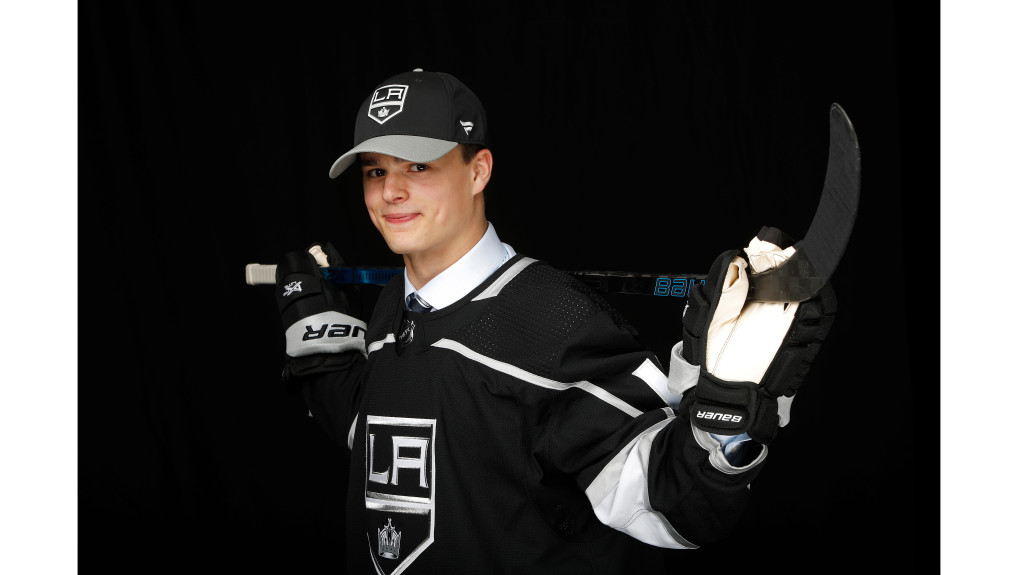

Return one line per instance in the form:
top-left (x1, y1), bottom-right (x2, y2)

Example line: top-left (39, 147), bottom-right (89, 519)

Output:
top-left (404, 222), bottom-right (516, 311)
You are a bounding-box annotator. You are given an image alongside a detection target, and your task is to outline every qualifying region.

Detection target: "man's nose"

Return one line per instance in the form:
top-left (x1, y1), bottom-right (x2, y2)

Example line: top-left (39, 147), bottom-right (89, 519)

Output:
top-left (381, 173), bottom-right (408, 203)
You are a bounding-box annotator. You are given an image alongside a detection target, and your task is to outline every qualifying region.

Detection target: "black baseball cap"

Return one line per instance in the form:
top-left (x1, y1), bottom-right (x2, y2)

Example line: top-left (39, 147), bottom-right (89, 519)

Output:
top-left (328, 69), bottom-right (489, 179)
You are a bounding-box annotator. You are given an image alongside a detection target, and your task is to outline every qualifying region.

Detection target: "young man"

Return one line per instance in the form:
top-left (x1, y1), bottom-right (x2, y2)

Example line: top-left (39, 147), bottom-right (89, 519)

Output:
top-left (273, 69), bottom-right (836, 574)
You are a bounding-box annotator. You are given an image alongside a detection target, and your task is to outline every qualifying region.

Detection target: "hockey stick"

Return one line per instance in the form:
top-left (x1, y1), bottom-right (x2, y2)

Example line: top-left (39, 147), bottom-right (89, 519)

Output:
top-left (244, 263), bottom-right (706, 298)
top-left (246, 104), bottom-right (859, 300)
top-left (746, 103), bottom-right (860, 302)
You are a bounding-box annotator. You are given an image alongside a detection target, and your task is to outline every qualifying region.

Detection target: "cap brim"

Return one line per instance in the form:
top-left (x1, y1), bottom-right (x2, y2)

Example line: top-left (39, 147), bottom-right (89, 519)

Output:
top-left (328, 135), bottom-right (459, 179)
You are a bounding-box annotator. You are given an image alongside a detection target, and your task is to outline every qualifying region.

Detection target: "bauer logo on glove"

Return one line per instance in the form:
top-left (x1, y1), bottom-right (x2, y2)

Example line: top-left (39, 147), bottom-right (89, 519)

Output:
top-left (302, 322), bottom-right (367, 341)
top-left (695, 410), bottom-right (743, 425)
top-left (275, 242), bottom-right (368, 360)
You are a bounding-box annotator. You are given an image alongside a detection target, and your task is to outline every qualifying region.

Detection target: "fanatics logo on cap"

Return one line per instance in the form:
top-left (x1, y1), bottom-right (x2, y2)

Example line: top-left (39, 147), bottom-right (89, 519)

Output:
top-left (369, 84), bottom-right (410, 124)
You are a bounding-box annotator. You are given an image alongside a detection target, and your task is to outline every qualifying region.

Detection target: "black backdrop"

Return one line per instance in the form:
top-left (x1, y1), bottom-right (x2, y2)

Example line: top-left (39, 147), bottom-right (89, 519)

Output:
top-left (80, 2), bottom-right (939, 572)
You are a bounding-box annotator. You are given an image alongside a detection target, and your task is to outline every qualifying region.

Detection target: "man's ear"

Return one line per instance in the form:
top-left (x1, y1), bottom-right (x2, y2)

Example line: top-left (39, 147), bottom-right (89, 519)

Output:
top-left (471, 148), bottom-right (493, 193)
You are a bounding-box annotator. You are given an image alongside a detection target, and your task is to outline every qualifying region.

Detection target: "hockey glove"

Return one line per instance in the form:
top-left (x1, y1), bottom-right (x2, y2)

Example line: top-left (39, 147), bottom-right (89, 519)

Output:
top-left (680, 228), bottom-right (837, 444)
top-left (275, 242), bottom-right (367, 380)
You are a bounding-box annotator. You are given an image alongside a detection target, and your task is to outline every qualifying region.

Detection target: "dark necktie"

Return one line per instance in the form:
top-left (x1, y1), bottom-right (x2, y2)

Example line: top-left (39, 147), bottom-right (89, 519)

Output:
top-left (406, 292), bottom-right (433, 313)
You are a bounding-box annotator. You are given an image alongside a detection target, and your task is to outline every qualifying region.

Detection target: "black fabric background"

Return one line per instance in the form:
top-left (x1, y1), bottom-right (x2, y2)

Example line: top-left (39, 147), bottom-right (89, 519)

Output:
top-left (80, 2), bottom-right (939, 572)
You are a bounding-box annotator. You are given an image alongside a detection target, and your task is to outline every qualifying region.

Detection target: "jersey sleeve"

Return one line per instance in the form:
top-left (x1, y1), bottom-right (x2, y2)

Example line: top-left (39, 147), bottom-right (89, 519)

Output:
top-left (531, 285), bottom-right (768, 549)
top-left (296, 352), bottom-right (367, 451)
top-left (288, 279), bottom-right (403, 451)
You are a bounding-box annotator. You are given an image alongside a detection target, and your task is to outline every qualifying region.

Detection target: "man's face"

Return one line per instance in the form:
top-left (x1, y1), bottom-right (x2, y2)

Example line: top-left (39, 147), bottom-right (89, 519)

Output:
top-left (361, 147), bottom-right (489, 263)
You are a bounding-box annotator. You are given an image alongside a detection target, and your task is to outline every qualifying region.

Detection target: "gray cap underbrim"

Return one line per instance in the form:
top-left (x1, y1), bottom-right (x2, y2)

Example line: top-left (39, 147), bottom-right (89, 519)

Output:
top-left (328, 135), bottom-right (459, 179)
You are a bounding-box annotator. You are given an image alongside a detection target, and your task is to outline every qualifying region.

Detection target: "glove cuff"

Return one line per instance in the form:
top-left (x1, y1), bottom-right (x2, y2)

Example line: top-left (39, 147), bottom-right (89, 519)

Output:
top-left (283, 310), bottom-right (367, 357)
top-left (685, 370), bottom-right (781, 444)
top-left (281, 350), bottom-right (362, 391)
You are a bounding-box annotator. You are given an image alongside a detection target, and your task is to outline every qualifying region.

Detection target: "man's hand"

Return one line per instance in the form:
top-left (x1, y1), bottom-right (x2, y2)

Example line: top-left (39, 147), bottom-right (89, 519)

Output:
top-left (275, 242), bottom-right (367, 380)
top-left (680, 229), bottom-right (837, 444)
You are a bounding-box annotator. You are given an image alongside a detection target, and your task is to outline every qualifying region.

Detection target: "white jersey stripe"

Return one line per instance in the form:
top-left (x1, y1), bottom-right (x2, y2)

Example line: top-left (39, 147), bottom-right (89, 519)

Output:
top-left (666, 341), bottom-right (700, 396)
top-left (368, 333), bottom-right (396, 354)
top-left (433, 338), bottom-right (643, 418)
top-left (573, 382), bottom-right (643, 418)
top-left (471, 257), bottom-right (537, 301)
top-left (346, 412), bottom-right (359, 451)
top-left (585, 414), bottom-right (697, 549)
top-left (632, 359), bottom-right (683, 409)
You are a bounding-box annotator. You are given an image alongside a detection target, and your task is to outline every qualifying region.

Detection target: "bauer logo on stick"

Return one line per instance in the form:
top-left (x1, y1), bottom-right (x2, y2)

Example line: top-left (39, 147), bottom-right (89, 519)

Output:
top-left (369, 84), bottom-right (409, 124)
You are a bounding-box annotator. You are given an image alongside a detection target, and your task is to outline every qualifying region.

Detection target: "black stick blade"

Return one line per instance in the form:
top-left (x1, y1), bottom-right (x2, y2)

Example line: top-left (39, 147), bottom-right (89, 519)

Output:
top-left (747, 103), bottom-right (862, 302)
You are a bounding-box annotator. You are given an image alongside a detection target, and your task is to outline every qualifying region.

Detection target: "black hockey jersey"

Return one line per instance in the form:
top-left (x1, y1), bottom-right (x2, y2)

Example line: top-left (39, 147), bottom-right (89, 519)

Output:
top-left (299, 254), bottom-right (765, 574)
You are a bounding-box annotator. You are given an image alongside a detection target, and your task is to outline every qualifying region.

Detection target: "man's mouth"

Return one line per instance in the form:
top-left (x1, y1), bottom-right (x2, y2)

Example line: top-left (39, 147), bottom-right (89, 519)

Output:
top-left (384, 213), bottom-right (419, 224)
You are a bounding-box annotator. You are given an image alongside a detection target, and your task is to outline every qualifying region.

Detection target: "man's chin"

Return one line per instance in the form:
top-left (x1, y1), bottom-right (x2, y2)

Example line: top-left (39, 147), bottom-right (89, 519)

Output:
top-left (378, 232), bottom-right (411, 255)
top-left (382, 240), bottom-right (416, 257)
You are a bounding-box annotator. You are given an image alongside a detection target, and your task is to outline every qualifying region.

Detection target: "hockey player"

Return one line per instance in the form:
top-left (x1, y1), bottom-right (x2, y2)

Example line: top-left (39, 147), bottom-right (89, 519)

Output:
top-left (273, 69), bottom-right (837, 573)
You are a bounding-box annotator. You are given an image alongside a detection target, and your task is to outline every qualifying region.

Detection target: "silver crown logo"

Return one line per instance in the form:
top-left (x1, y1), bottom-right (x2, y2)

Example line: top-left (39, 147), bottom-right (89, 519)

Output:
top-left (378, 518), bottom-right (401, 559)
top-left (377, 106), bottom-right (390, 118)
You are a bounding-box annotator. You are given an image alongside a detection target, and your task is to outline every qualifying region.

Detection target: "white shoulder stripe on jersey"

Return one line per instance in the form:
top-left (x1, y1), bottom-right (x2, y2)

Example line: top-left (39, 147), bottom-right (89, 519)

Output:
top-left (433, 338), bottom-right (643, 418)
top-left (632, 359), bottom-right (683, 409)
top-left (368, 334), bottom-right (396, 354)
top-left (585, 412), bottom-right (697, 549)
top-left (471, 257), bottom-right (538, 301)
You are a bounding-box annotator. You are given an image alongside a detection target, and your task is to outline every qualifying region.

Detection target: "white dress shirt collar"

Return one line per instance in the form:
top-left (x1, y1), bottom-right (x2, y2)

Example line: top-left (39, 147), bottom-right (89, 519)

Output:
top-left (404, 222), bottom-right (516, 310)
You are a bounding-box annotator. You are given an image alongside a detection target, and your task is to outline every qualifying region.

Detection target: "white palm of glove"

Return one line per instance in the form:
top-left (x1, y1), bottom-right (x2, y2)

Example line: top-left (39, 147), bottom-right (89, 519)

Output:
top-left (705, 237), bottom-right (799, 424)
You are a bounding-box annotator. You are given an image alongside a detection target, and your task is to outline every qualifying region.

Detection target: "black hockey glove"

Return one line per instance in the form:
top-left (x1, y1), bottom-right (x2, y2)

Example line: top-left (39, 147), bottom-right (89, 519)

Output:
top-left (275, 242), bottom-right (367, 382)
top-left (680, 232), bottom-right (837, 444)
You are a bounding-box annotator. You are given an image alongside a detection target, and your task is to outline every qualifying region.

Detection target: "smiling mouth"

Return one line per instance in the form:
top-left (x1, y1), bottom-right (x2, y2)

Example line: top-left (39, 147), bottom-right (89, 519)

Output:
top-left (384, 213), bottom-right (419, 224)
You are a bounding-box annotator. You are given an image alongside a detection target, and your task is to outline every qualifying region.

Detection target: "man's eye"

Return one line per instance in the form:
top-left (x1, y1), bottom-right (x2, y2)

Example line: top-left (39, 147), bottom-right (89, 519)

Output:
top-left (365, 168), bottom-right (385, 178)
top-left (409, 164), bottom-right (429, 172)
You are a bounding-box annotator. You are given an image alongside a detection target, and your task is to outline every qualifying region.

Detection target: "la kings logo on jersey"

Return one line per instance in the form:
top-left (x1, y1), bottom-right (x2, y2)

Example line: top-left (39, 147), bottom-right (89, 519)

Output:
top-left (365, 415), bottom-right (436, 575)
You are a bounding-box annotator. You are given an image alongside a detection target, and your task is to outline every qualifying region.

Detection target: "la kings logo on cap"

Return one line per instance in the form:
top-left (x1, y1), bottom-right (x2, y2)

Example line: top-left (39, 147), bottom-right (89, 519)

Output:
top-left (365, 415), bottom-right (436, 575)
top-left (369, 84), bottom-right (409, 124)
